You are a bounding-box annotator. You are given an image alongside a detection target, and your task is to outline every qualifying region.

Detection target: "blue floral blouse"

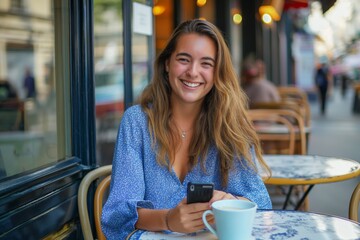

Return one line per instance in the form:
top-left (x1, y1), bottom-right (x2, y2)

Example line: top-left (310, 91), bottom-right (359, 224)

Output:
top-left (101, 105), bottom-right (272, 239)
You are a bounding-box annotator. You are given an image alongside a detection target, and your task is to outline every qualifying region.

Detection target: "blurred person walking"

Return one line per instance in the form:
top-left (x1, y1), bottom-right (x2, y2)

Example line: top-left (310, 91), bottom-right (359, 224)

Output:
top-left (315, 59), bottom-right (331, 115)
top-left (340, 74), bottom-right (349, 98)
top-left (23, 68), bottom-right (36, 99)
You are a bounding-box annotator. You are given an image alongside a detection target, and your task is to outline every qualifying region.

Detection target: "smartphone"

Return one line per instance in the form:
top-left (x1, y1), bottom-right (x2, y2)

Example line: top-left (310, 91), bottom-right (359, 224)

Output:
top-left (187, 182), bottom-right (214, 204)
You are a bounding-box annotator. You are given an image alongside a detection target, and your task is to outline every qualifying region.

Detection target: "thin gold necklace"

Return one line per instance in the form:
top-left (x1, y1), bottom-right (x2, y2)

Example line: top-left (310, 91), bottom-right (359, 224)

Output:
top-left (173, 119), bottom-right (192, 140)
top-left (176, 126), bottom-right (192, 140)
top-left (181, 130), bottom-right (187, 139)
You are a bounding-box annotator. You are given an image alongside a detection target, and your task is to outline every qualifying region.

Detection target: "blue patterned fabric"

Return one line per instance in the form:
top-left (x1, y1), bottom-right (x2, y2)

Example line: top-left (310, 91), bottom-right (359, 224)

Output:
top-left (101, 105), bottom-right (272, 239)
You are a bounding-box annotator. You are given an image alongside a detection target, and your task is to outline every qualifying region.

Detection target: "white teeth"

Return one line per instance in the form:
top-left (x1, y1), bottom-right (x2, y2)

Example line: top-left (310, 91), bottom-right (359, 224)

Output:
top-left (183, 81), bottom-right (200, 87)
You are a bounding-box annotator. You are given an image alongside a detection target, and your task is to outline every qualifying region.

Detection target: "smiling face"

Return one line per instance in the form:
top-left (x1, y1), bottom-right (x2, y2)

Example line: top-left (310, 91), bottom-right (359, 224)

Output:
top-left (165, 33), bottom-right (216, 107)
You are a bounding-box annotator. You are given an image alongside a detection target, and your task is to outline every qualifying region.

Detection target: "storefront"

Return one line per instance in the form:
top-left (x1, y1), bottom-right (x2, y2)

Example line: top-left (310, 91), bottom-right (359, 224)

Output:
top-left (0, 0), bottom-right (244, 238)
top-left (0, 0), bottom-right (152, 238)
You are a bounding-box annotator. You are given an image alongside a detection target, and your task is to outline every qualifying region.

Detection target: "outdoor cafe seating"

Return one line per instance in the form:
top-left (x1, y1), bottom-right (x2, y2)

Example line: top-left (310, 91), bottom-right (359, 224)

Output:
top-left (250, 102), bottom-right (309, 152)
top-left (77, 90), bottom-right (360, 238)
top-left (77, 162), bottom-right (360, 239)
top-left (247, 109), bottom-right (296, 155)
top-left (247, 107), bottom-right (308, 210)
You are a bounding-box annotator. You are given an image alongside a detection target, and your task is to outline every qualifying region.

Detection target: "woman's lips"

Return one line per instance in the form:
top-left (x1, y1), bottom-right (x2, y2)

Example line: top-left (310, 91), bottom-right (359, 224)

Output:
top-left (181, 80), bottom-right (202, 88)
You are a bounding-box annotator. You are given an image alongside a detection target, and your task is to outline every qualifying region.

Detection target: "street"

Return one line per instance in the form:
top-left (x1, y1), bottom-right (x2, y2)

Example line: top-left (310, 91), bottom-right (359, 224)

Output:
top-left (308, 85), bottom-right (360, 218)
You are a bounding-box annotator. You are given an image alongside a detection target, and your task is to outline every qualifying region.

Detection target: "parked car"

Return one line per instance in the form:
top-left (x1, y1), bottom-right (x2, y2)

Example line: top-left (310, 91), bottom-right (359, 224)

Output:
top-left (95, 64), bottom-right (148, 118)
top-left (95, 69), bottom-right (124, 118)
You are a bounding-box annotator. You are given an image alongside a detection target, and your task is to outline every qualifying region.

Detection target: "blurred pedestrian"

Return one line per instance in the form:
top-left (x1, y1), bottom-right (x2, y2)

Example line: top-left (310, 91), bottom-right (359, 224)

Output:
top-left (23, 68), bottom-right (36, 99)
top-left (340, 74), bottom-right (349, 98)
top-left (315, 59), bottom-right (331, 115)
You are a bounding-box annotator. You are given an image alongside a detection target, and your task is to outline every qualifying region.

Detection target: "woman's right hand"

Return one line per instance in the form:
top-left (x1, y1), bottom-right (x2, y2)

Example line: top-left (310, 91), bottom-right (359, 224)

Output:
top-left (166, 198), bottom-right (213, 233)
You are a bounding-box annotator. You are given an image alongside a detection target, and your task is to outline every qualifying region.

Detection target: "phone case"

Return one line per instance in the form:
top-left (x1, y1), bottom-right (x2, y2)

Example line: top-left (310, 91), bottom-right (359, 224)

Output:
top-left (187, 182), bottom-right (214, 204)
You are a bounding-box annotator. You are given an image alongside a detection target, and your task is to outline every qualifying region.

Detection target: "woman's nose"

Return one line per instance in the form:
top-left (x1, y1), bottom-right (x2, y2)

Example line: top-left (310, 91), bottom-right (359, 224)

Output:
top-left (186, 63), bottom-right (199, 78)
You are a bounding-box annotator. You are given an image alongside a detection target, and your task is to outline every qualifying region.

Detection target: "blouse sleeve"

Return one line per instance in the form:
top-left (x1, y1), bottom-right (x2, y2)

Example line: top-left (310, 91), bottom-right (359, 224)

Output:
top-left (227, 147), bottom-right (272, 209)
top-left (101, 107), bottom-right (153, 240)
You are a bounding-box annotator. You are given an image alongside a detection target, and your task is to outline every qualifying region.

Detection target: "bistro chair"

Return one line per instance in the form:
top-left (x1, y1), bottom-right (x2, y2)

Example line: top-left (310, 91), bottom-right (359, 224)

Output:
top-left (247, 109), bottom-right (296, 155)
top-left (248, 108), bottom-right (309, 210)
top-left (94, 175), bottom-right (111, 240)
top-left (78, 165), bottom-right (112, 240)
top-left (276, 108), bottom-right (307, 155)
top-left (251, 100), bottom-right (310, 128)
top-left (277, 86), bottom-right (311, 127)
top-left (349, 182), bottom-right (360, 222)
top-left (248, 108), bottom-right (307, 155)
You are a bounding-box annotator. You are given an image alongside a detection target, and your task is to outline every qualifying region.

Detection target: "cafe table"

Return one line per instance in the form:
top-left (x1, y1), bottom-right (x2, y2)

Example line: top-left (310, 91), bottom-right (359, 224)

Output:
top-left (262, 154), bottom-right (360, 210)
top-left (126, 209), bottom-right (360, 240)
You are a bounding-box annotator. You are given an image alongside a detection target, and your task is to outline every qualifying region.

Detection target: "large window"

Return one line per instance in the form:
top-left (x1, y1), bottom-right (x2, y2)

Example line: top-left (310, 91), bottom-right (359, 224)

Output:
top-left (94, 0), bottom-right (124, 165)
top-left (94, 0), bottom-right (151, 166)
top-left (0, 0), bottom-right (71, 180)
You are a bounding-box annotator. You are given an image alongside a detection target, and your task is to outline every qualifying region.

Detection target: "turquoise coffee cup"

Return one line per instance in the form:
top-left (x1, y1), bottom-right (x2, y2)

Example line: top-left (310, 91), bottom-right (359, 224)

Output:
top-left (202, 199), bottom-right (257, 240)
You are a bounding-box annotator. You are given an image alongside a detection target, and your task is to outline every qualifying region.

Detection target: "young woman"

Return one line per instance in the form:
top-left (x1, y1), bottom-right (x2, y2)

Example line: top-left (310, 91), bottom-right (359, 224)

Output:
top-left (102, 19), bottom-right (271, 239)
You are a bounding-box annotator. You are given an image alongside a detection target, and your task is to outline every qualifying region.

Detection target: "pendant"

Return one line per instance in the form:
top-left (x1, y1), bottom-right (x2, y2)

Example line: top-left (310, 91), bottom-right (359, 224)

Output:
top-left (181, 131), bottom-right (186, 139)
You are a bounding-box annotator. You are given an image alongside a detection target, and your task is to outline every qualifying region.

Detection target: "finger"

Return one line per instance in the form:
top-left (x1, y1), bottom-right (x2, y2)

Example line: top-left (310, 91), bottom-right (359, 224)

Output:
top-left (192, 217), bottom-right (215, 230)
top-left (184, 210), bottom-right (208, 223)
top-left (207, 218), bottom-right (215, 225)
top-left (237, 196), bottom-right (250, 201)
top-left (178, 216), bottom-right (206, 233)
top-left (206, 215), bottom-right (214, 222)
top-left (188, 202), bottom-right (211, 212)
top-left (224, 193), bottom-right (237, 199)
top-left (192, 218), bottom-right (207, 228)
top-left (209, 191), bottom-right (227, 205)
top-left (193, 209), bottom-right (215, 221)
top-left (196, 215), bottom-right (214, 225)
top-left (188, 214), bottom-right (215, 232)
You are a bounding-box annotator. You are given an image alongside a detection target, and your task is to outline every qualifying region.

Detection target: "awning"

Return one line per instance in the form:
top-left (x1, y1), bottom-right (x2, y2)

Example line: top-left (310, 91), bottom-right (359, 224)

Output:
top-left (284, 0), bottom-right (337, 13)
top-left (284, 0), bottom-right (308, 10)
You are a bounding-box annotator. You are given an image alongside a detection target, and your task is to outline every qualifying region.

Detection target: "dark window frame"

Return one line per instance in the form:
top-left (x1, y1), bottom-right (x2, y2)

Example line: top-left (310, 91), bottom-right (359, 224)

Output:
top-left (0, 0), bottom-right (96, 238)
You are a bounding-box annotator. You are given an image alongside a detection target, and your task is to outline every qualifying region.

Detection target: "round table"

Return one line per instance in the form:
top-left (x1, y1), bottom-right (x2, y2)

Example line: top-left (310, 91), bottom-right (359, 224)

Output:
top-left (262, 154), bottom-right (360, 185)
top-left (262, 155), bottom-right (360, 210)
top-left (127, 210), bottom-right (360, 240)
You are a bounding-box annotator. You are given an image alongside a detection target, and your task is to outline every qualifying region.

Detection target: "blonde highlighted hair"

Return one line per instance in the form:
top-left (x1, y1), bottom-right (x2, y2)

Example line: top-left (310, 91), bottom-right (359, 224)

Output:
top-left (140, 19), bottom-right (270, 186)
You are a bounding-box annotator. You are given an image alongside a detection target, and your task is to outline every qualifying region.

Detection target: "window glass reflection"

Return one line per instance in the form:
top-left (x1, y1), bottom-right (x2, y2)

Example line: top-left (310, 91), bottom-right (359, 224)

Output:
top-left (0, 0), bottom-right (68, 180)
top-left (132, 1), bottom-right (151, 102)
top-left (132, 35), bottom-right (149, 102)
top-left (94, 0), bottom-right (124, 166)
top-left (94, 0), bottom-right (151, 166)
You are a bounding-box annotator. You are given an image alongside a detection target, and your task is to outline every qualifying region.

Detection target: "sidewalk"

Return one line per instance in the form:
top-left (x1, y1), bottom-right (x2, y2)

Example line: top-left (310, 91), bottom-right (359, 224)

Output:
top-left (307, 85), bottom-right (360, 218)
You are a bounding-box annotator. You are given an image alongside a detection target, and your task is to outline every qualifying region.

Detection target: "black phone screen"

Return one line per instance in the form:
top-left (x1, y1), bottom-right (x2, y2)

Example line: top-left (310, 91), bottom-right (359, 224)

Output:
top-left (187, 182), bottom-right (214, 204)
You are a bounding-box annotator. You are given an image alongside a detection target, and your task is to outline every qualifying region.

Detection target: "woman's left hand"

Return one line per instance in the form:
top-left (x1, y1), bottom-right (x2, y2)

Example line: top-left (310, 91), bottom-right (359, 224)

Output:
top-left (208, 190), bottom-right (249, 206)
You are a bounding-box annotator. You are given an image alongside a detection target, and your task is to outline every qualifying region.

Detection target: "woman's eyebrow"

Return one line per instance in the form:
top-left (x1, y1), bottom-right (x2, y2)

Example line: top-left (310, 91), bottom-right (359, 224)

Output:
top-left (202, 56), bottom-right (216, 63)
top-left (176, 52), bottom-right (191, 58)
top-left (176, 52), bottom-right (215, 63)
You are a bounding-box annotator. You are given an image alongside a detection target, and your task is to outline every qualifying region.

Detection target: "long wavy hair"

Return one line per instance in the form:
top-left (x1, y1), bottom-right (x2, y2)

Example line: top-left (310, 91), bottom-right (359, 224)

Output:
top-left (140, 19), bottom-right (270, 186)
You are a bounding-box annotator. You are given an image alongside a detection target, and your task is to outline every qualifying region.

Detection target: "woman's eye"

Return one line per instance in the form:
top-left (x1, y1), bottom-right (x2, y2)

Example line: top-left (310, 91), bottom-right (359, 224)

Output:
top-left (178, 58), bottom-right (189, 63)
top-left (202, 62), bottom-right (214, 68)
